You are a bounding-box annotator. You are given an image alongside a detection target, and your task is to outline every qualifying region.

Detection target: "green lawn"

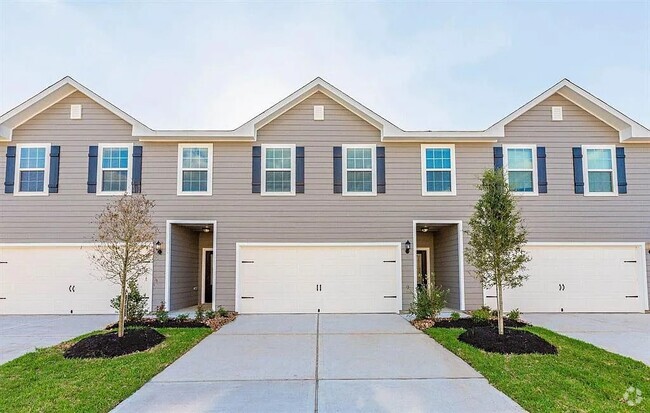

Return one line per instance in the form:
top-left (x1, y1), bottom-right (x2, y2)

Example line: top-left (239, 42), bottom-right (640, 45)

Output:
top-left (427, 326), bottom-right (649, 413)
top-left (0, 327), bottom-right (211, 413)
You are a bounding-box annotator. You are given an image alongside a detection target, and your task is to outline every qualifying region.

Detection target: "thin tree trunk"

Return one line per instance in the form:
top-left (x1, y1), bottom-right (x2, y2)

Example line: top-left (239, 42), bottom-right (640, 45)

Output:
top-left (118, 277), bottom-right (127, 338)
top-left (496, 280), bottom-right (504, 335)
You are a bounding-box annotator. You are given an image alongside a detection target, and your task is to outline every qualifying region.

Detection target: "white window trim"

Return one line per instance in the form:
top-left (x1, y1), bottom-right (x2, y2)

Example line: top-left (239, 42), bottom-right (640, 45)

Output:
top-left (14, 143), bottom-right (51, 197)
top-left (420, 144), bottom-right (457, 196)
top-left (582, 145), bottom-right (618, 197)
top-left (503, 144), bottom-right (538, 196)
top-left (177, 143), bottom-right (213, 196)
top-left (342, 144), bottom-right (377, 196)
top-left (97, 143), bottom-right (133, 196)
top-left (261, 144), bottom-right (296, 196)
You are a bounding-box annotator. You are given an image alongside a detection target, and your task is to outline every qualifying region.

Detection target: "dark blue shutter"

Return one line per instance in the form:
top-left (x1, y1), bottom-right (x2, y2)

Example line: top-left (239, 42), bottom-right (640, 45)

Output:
top-left (572, 147), bottom-right (584, 194)
top-left (536, 146), bottom-right (547, 194)
top-left (616, 147), bottom-right (627, 194)
top-left (493, 146), bottom-right (503, 170)
top-left (252, 146), bottom-right (261, 193)
top-left (376, 146), bottom-right (386, 193)
top-left (4, 146), bottom-right (16, 194)
top-left (48, 145), bottom-right (61, 193)
top-left (333, 146), bottom-right (342, 193)
top-left (87, 145), bottom-right (98, 193)
top-left (296, 146), bottom-right (305, 194)
top-left (132, 145), bottom-right (143, 193)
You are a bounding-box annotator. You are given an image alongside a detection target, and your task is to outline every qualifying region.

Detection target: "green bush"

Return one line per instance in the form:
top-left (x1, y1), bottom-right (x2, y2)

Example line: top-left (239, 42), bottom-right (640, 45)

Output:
top-left (175, 313), bottom-right (189, 322)
top-left (154, 301), bottom-right (169, 323)
top-left (194, 304), bottom-right (206, 321)
top-left (409, 286), bottom-right (448, 320)
top-left (490, 309), bottom-right (499, 318)
top-left (471, 307), bottom-right (491, 323)
top-left (217, 306), bottom-right (228, 317)
top-left (204, 310), bottom-right (217, 319)
top-left (450, 311), bottom-right (461, 321)
top-left (109, 280), bottom-right (149, 321)
top-left (507, 308), bottom-right (521, 321)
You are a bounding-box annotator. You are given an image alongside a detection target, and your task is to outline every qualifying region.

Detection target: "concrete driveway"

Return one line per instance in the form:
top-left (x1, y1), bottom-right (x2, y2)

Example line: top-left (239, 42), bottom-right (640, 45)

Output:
top-left (0, 315), bottom-right (116, 365)
top-left (523, 313), bottom-right (650, 365)
top-left (114, 314), bottom-right (522, 413)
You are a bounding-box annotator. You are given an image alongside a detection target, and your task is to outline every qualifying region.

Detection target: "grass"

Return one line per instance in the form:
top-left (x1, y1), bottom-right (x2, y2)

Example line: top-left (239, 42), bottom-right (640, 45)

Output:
top-left (427, 326), bottom-right (650, 412)
top-left (0, 327), bottom-right (211, 413)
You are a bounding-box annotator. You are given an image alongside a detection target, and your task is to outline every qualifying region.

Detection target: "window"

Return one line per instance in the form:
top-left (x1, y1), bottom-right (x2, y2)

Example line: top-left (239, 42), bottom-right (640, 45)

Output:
top-left (583, 145), bottom-right (617, 196)
top-left (262, 144), bottom-right (295, 195)
top-left (97, 143), bottom-right (132, 195)
top-left (421, 145), bottom-right (456, 196)
top-left (343, 144), bottom-right (376, 195)
top-left (503, 145), bottom-right (538, 195)
top-left (15, 144), bottom-right (51, 196)
top-left (177, 144), bottom-right (213, 195)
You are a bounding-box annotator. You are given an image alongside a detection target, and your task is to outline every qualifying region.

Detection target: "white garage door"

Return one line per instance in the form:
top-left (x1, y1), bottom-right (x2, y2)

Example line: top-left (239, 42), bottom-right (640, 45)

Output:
top-left (485, 244), bottom-right (648, 313)
top-left (237, 244), bottom-right (401, 314)
top-left (0, 245), bottom-right (152, 315)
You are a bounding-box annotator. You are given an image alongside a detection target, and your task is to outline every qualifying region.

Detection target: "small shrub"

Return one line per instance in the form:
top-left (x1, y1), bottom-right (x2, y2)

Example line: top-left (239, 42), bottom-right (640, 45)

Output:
top-left (155, 301), bottom-right (169, 323)
top-left (507, 308), bottom-right (521, 321)
top-left (471, 307), bottom-right (490, 323)
top-left (195, 304), bottom-right (206, 321)
top-left (205, 310), bottom-right (217, 320)
top-left (110, 280), bottom-right (149, 321)
top-left (450, 311), bottom-right (461, 321)
top-left (480, 305), bottom-right (491, 312)
top-left (175, 313), bottom-right (189, 322)
top-left (490, 310), bottom-right (499, 318)
top-left (217, 306), bottom-right (228, 317)
top-left (409, 286), bottom-right (448, 320)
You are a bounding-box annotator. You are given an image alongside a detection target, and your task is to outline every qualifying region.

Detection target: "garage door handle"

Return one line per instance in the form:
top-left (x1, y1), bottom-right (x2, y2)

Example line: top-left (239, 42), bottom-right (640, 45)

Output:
top-left (559, 284), bottom-right (565, 291)
top-left (241, 260), bottom-right (254, 264)
top-left (0, 261), bottom-right (7, 264)
top-left (241, 296), bottom-right (254, 299)
top-left (624, 260), bottom-right (637, 263)
top-left (383, 295), bottom-right (397, 299)
top-left (625, 295), bottom-right (639, 298)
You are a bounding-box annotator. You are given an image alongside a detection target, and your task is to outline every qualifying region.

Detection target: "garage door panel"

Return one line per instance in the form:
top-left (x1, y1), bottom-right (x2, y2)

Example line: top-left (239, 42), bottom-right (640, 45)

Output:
top-left (485, 245), bottom-right (646, 313)
top-left (238, 244), bottom-right (400, 314)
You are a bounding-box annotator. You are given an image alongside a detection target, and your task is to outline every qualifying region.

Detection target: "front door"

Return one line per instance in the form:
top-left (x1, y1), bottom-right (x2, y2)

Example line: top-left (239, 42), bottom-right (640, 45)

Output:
top-left (416, 249), bottom-right (429, 290)
top-left (204, 250), bottom-right (213, 303)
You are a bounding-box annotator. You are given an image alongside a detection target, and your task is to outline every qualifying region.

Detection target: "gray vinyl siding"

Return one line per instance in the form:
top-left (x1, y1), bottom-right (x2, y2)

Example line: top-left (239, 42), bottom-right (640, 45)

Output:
top-left (1, 91), bottom-right (649, 311)
top-left (433, 225), bottom-right (461, 309)
top-left (169, 225), bottom-right (199, 310)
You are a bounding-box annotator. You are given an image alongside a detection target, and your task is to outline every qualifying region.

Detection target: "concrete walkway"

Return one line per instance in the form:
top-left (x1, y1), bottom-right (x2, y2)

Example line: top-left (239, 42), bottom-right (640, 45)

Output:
top-left (523, 313), bottom-right (650, 365)
top-left (114, 314), bottom-right (522, 413)
top-left (0, 314), bottom-right (116, 365)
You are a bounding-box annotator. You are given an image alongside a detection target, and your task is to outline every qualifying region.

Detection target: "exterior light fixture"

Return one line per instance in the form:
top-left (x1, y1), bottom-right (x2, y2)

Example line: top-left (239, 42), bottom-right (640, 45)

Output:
top-left (421, 227), bottom-right (429, 233)
top-left (202, 226), bottom-right (211, 233)
top-left (155, 241), bottom-right (163, 255)
top-left (405, 240), bottom-right (411, 254)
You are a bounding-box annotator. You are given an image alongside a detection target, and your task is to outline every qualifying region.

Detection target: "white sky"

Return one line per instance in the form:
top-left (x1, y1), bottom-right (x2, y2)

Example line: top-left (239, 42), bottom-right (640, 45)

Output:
top-left (1, 1), bottom-right (648, 131)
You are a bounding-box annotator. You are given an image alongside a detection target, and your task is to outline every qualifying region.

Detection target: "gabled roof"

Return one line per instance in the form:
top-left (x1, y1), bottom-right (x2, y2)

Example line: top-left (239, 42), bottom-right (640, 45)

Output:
top-left (1, 76), bottom-right (648, 143)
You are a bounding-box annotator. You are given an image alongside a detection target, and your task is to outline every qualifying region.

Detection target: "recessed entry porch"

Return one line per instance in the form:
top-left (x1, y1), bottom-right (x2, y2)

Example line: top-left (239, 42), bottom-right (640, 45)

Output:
top-left (165, 220), bottom-right (217, 312)
top-left (413, 221), bottom-right (465, 310)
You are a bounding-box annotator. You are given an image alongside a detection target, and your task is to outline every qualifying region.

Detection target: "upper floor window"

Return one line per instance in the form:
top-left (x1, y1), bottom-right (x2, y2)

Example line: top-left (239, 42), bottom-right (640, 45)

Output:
top-left (15, 144), bottom-right (51, 196)
top-left (262, 144), bottom-right (295, 195)
top-left (583, 145), bottom-right (617, 196)
top-left (98, 143), bottom-right (132, 195)
top-left (177, 143), bottom-right (213, 196)
top-left (503, 145), bottom-right (538, 195)
top-left (343, 144), bottom-right (376, 196)
top-left (421, 145), bottom-right (456, 196)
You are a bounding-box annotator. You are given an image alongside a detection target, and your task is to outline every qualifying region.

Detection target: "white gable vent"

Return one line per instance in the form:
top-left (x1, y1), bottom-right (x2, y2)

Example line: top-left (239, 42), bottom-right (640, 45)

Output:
top-left (551, 106), bottom-right (563, 121)
top-left (70, 104), bottom-right (82, 120)
top-left (313, 105), bottom-right (325, 121)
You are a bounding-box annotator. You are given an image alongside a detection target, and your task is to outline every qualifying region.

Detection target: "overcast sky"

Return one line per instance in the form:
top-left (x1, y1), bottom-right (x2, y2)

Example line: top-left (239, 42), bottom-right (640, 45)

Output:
top-left (1, 1), bottom-right (648, 131)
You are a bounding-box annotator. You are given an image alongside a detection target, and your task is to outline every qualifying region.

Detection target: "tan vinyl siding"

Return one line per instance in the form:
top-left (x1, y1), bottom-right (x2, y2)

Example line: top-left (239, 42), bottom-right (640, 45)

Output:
top-left (433, 225), bottom-right (461, 309)
top-left (1, 91), bottom-right (649, 311)
top-left (169, 225), bottom-right (199, 310)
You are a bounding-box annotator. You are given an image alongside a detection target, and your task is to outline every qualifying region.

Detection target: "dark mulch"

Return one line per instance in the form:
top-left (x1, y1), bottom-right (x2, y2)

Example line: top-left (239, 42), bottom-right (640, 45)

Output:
top-left (105, 319), bottom-right (207, 330)
top-left (64, 327), bottom-right (166, 359)
top-left (432, 318), bottom-right (528, 329)
top-left (458, 326), bottom-right (557, 355)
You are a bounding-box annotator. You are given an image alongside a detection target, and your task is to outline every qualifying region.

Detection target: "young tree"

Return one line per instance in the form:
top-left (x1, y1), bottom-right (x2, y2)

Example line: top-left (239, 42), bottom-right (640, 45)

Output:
top-left (465, 169), bottom-right (531, 335)
top-left (90, 195), bottom-right (157, 337)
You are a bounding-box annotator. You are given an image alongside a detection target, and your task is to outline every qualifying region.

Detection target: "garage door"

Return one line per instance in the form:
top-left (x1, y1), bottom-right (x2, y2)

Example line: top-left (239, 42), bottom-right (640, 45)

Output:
top-left (237, 244), bottom-right (401, 314)
top-left (0, 245), bottom-right (152, 315)
top-left (485, 244), bottom-right (648, 313)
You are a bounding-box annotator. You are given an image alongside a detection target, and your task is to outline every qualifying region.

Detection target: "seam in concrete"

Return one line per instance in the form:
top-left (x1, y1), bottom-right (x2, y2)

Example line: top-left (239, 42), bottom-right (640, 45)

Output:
top-left (147, 377), bottom-right (487, 384)
top-left (314, 312), bottom-right (320, 413)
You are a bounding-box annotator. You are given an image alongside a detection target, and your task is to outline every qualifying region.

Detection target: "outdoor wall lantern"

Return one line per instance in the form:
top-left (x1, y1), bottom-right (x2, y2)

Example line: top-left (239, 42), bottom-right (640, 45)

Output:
top-left (405, 240), bottom-right (411, 254)
top-left (155, 241), bottom-right (163, 255)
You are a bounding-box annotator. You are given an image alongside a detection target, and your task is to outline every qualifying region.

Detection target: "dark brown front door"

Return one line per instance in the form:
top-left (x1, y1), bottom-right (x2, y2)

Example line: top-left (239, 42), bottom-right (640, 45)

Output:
top-left (204, 250), bottom-right (213, 303)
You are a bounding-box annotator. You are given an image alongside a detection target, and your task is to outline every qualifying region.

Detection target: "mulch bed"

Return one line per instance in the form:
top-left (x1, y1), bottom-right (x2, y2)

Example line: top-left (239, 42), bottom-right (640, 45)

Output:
top-left (459, 326), bottom-right (557, 355)
top-left (64, 327), bottom-right (165, 359)
top-left (204, 313), bottom-right (237, 331)
top-left (105, 319), bottom-right (207, 329)
top-left (432, 318), bottom-right (528, 329)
